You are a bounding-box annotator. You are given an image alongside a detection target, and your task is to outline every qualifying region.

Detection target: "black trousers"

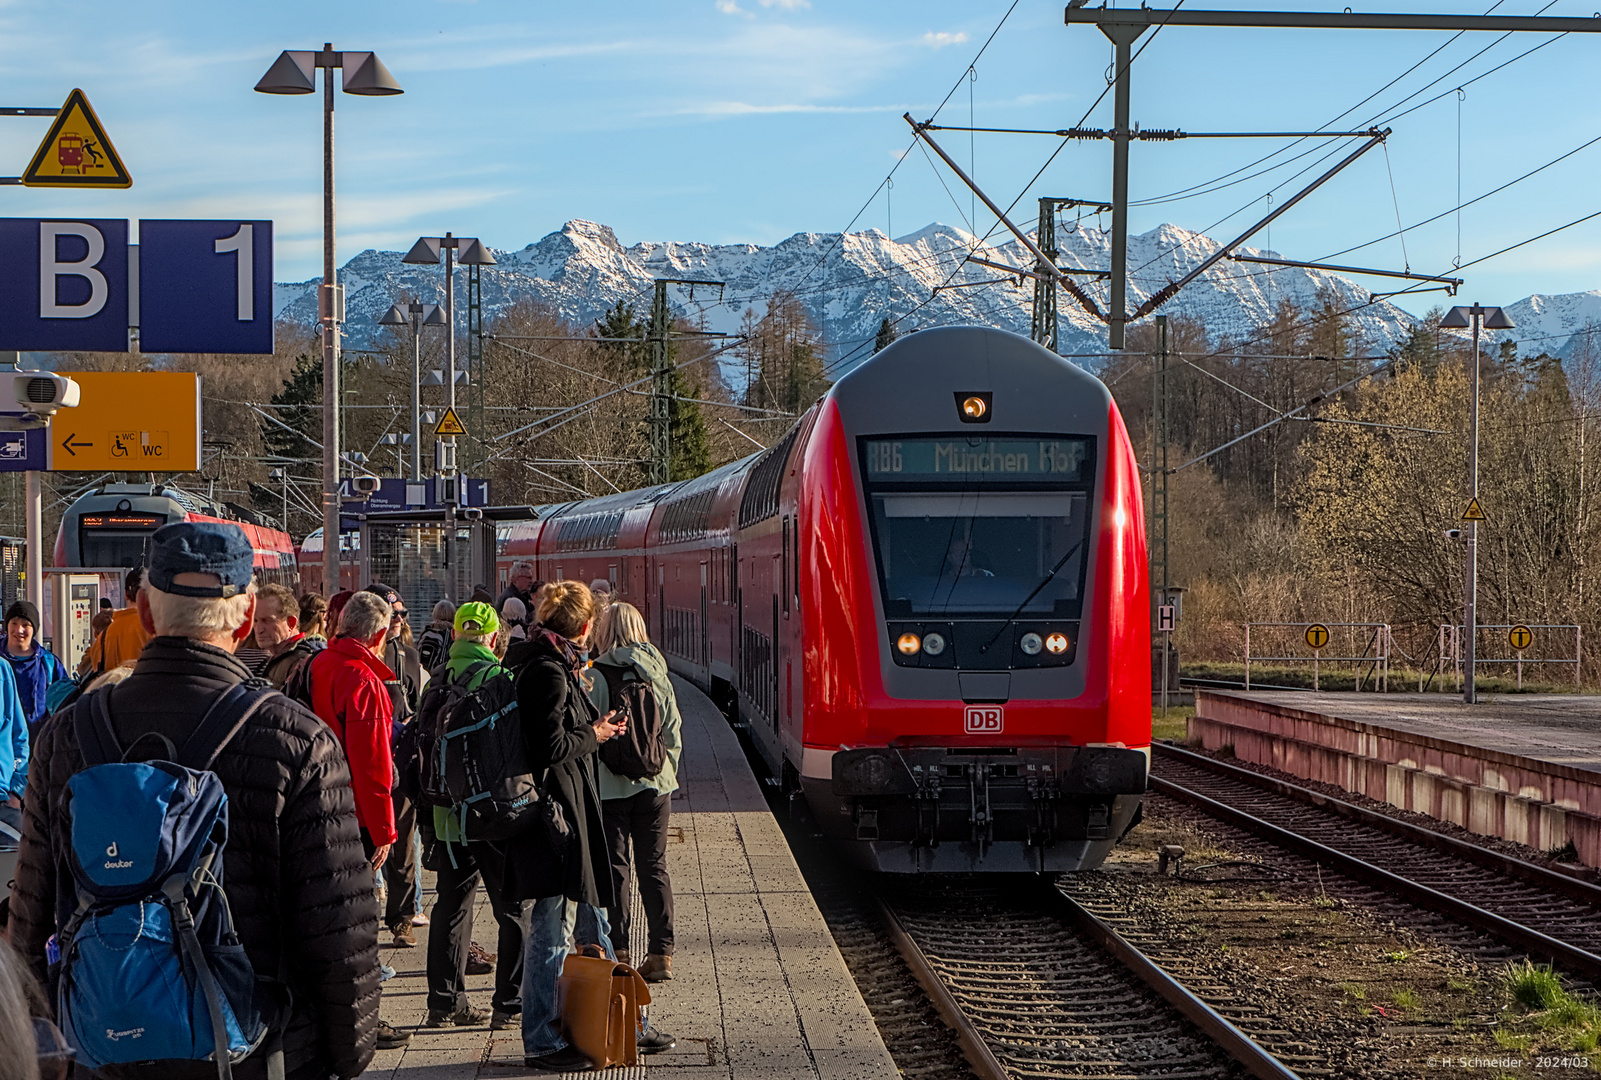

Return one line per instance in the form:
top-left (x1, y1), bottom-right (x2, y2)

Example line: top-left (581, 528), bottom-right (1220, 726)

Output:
top-left (425, 832), bottom-right (524, 1014)
top-left (383, 791), bottom-right (418, 927)
top-left (602, 790), bottom-right (674, 957)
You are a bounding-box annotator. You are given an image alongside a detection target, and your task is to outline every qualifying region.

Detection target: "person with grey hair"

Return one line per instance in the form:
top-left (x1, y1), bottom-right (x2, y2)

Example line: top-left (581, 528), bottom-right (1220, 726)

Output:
top-left (308, 591), bottom-right (400, 875)
top-left (498, 560), bottom-right (536, 612)
top-left (11, 521), bottom-right (404, 1073)
top-left (588, 578), bottom-right (614, 607)
top-left (417, 599), bottom-right (456, 672)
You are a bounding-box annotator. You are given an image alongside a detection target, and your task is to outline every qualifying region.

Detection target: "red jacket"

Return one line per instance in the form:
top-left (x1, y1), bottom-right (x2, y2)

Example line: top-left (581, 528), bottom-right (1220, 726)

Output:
top-left (310, 636), bottom-right (398, 846)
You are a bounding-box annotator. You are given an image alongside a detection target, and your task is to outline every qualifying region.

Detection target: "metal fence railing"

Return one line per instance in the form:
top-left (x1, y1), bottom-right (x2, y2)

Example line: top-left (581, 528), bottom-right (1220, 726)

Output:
top-left (1244, 622), bottom-right (1391, 692)
top-left (1434, 624), bottom-right (1581, 690)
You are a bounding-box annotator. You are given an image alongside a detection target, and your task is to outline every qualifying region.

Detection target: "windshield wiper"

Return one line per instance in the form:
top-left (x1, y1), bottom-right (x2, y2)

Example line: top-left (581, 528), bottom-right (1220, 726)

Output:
top-left (976, 539), bottom-right (1085, 658)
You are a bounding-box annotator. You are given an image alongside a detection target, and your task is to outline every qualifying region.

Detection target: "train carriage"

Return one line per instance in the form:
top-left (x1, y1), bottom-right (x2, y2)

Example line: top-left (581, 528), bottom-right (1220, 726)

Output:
top-left (498, 326), bottom-right (1150, 872)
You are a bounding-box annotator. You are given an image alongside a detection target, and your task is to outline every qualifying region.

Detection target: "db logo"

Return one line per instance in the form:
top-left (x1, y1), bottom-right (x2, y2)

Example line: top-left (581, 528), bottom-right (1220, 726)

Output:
top-left (964, 705), bottom-right (1004, 734)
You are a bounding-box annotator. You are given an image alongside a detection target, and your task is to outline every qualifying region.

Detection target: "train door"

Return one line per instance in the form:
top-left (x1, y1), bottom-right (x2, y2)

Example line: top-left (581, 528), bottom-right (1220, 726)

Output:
top-left (731, 541), bottom-right (740, 679)
top-left (699, 561), bottom-right (709, 671)
top-left (658, 562), bottom-right (666, 653)
top-left (771, 557), bottom-right (781, 735)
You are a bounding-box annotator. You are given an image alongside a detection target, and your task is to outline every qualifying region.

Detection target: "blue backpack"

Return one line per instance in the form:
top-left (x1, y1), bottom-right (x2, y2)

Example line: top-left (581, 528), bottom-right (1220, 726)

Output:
top-left (56, 681), bottom-right (280, 1080)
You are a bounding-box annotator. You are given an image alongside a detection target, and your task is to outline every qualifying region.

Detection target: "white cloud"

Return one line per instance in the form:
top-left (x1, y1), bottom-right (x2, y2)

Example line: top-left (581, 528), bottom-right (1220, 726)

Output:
top-left (716, 0), bottom-right (751, 14)
top-left (675, 101), bottom-right (902, 116)
top-left (760, 0), bottom-right (812, 8)
top-left (920, 30), bottom-right (970, 48)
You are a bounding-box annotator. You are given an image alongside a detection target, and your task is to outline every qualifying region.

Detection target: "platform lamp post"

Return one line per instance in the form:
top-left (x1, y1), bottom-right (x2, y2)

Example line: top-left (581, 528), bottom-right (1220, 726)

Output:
top-left (378, 302), bottom-right (445, 480)
top-left (404, 235), bottom-right (495, 602)
top-left (267, 467), bottom-right (289, 531)
top-left (1439, 303), bottom-right (1516, 704)
top-left (255, 44), bottom-right (402, 597)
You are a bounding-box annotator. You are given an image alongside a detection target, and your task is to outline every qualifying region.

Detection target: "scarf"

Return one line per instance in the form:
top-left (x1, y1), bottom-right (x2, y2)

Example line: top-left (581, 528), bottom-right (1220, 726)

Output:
top-left (531, 626), bottom-right (585, 672)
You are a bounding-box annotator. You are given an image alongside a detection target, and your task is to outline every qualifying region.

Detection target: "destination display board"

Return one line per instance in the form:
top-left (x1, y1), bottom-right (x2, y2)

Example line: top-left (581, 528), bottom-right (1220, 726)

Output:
top-left (863, 436), bottom-right (1092, 482)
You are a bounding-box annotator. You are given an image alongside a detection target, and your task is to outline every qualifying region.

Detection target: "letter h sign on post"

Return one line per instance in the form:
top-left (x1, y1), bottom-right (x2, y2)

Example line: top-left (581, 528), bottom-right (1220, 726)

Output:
top-left (0, 219), bottom-right (129, 351)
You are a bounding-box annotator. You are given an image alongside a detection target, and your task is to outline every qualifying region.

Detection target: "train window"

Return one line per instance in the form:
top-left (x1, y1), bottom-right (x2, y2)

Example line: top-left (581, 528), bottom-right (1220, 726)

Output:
top-left (700, 562), bottom-right (708, 587)
top-left (866, 490), bottom-right (1091, 619)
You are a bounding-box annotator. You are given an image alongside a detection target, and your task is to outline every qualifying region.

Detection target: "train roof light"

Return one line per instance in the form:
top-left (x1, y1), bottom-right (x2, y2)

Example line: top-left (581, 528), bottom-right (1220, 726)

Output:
top-left (956, 392), bottom-right (992, 423)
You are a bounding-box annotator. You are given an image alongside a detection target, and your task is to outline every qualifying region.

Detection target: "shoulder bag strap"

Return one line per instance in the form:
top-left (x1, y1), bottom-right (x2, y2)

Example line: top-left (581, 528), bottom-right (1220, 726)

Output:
top-left (177, 680), bottom-right (280, 772)
top-left (74, 688), bottom-right (122, 769)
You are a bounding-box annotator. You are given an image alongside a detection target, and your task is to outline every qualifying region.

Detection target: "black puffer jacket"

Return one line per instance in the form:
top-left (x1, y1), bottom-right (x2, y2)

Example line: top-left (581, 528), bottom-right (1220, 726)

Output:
top-left (11, 637), bottom-right (382, 1080)
top-left (500, 632), bottom-right (613, 908)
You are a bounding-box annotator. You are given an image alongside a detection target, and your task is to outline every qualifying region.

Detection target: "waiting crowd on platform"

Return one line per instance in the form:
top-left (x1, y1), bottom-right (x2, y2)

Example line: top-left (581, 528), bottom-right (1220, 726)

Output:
top-left (0, 525), bottom-right (684, 1077)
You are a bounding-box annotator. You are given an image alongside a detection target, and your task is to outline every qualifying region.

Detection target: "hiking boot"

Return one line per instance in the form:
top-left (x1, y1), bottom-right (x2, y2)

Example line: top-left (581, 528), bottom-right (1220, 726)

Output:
top-left (424, 1003), bottom-right (490, 1028)
top-left (389, 921), bottom-right (417, 948)
top-left (375, 1020), bottom-right (411, 1050)
top-left (638, 1027), bottom-right (676, 1054)
top-left (639, 954), bottom-right (672, 983)
top-left (526, 1046), bottom-right (593, 1071)
top-left (466, 942), bottom-right (494, 975)
top-left (491, 1008), bottom-right (518, 1031)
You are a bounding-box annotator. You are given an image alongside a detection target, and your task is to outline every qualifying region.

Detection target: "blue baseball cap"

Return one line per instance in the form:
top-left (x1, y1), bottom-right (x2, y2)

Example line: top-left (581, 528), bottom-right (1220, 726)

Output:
top-left (145, 521), bottom-right (256, 598)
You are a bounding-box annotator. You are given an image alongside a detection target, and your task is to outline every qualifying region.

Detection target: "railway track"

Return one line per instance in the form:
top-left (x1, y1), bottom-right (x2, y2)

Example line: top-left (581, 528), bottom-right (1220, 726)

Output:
top-left (1151, 742), bottom-right (1601, 980)
top-left (875, 878), bottom-right (1299, 1080)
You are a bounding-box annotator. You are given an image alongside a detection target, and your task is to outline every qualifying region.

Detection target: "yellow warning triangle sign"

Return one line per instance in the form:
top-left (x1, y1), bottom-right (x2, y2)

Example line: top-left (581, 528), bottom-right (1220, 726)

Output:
top-left (22, 89), bottom-right (131, 188)
top-left (434, 407), bottom-right (466, 437)
top-left (1462, 497), bottom-right (1487, 522)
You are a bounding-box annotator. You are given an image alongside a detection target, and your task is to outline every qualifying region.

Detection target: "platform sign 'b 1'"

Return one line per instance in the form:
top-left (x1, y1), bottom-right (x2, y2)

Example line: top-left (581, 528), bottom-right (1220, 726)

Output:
top-left (964, 705), bottom-right (1003, 735)
top-left (1305, 624), bottom-right (1330, 650)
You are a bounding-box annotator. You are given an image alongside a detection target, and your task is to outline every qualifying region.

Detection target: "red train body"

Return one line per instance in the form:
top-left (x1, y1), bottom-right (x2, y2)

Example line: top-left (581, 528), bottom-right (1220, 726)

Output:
top-left (500, 327), bottom-right (1150, 872)
top-left (54, 483), bottom-right (298, 590)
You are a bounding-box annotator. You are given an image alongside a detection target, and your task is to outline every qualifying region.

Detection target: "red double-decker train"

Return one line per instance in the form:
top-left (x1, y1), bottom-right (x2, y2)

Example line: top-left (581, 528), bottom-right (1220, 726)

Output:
top-left (499, 326), bottom-right (1149, 873)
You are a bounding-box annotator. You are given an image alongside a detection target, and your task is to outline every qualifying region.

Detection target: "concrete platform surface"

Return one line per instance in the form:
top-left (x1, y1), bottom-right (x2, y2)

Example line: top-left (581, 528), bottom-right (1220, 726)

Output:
top-left (364, 674), bottom-right (898, 1079)
top-left (1214, 691), bottom-right (1601, 772)
top-left (1191, 690), bottom-right (1601, 866)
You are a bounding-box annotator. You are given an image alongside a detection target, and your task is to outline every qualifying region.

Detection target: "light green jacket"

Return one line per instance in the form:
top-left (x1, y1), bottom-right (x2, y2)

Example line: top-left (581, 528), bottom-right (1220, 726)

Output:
top-left (587, 643), bottom-right (682, 800)
top-left (432, 638), bottom-right (501, 845)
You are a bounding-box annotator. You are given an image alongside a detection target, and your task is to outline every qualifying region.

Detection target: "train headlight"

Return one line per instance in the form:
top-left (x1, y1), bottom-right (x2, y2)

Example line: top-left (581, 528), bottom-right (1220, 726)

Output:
top-left (1045, 632), bottom-right (1070, 654)
top-left (922, 632), bottom-right (947, 656)
top-left (1020, 632), bottom-right (1043, 655)
top-left (961, 396), bottom-right (988, 420)
top-left (897, 632), bottom-right (922, 655)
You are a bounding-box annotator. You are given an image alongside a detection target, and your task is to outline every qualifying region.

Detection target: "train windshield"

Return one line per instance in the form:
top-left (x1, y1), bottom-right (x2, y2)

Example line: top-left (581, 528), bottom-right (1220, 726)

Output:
top-left (78, 513), bottom-right (167, 568)
top-left (860, 436), bottom-right (1096, 619)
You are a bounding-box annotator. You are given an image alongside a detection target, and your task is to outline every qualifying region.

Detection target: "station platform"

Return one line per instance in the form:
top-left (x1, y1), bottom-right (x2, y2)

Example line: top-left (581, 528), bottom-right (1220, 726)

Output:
top-left (1189, 689), bottom-right (1601, 869)
top-left (366, 675), bottom-right (898, 1079)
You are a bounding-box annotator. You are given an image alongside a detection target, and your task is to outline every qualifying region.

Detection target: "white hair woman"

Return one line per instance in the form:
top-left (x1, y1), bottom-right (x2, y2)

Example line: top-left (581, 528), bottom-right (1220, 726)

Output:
top-left (586, 601), bottom-right (681, 983)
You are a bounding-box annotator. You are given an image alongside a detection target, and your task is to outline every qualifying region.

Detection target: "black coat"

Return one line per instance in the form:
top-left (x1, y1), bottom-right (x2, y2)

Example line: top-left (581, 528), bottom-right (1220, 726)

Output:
top-left (10, 637), bottom-right (382, 1080)
top-left (500, 634), bottom-right (613, 908)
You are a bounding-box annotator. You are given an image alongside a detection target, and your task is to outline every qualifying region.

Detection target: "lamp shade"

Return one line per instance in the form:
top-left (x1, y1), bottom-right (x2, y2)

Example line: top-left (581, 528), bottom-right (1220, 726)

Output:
top-left (1484, 308), bottom-right (1515, 331)
top-left (255, 50), bottom-right (318, 94)
top-left (378, 304), bottom-right (408, 326)
top-left (1439, 306), bottom-right (1473, 329)
top-left (422, 304), bottom-right (448, 326)
top-left (423, 370), bottom-right (445, 386)
top-left (457, 238), bottom-right (497, 266)
top-left (341, 52), bottom-right (403, 96)
top-left (403, 237), bottom-right (443, 265)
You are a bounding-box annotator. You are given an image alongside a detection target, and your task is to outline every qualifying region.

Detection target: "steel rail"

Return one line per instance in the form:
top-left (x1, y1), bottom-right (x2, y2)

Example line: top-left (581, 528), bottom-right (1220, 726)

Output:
top-left (873, 897), bottom-right (1010, 1080)
top-left (1155, 743), bottom-right (1601, 897)
top-left (875, 889), bottom-right (1303, 1080)
top-left (1040, 888), bottom-right (1303, 1080)
top-left (1150, 767), bottom-right (1601, 979)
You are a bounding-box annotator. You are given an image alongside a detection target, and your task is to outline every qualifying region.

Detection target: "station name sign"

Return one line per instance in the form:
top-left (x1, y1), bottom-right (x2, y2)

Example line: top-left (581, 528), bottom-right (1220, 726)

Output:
top-left (864, 437), bottom-right (1091, 482)
top-left (0, 218), bottom-right (273, 354)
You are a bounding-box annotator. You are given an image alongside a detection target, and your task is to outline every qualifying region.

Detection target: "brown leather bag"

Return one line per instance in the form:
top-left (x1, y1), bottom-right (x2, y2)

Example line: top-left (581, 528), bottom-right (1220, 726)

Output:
top-left (558, 945), bottom-right (653, 1068)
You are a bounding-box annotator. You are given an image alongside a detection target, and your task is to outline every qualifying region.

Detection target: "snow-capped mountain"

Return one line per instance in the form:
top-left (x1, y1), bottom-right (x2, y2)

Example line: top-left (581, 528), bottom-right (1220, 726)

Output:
top-left (274, 218), bottom-right (1430, 379)
top-left (1500, 291), bottom-right (1601, 359)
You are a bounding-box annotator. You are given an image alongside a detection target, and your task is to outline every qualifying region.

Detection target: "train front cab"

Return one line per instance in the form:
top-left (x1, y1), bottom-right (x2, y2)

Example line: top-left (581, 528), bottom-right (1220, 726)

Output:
top-left (796, 327), bottom-right (1150, 873)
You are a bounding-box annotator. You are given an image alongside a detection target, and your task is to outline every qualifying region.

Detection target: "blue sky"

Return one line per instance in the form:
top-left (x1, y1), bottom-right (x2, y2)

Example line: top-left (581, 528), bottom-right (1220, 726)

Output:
top-left (0, 0), bottom-right (1597, 319)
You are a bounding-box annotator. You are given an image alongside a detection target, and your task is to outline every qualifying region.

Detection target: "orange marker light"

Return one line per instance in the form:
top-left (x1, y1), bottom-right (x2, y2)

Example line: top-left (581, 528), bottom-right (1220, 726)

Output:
top-left (961, 396), bottom-right (988, 420)
top-left (1045, 632), bottom-right (1069, 654)
top-left (897, 633), bottom-right (922, 655)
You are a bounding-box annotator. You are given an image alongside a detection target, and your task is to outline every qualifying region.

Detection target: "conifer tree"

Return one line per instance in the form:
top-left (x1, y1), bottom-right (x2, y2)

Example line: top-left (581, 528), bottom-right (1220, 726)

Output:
top-left (874, 316), bottom-right (898, 353)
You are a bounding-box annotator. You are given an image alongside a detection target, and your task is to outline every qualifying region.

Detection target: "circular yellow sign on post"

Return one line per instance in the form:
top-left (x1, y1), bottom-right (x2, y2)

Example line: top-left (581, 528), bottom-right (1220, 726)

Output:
top-left (1509, 624), bottom-right (1533, 652)
top-left (1305, 624), bottom-right (1330, 650)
